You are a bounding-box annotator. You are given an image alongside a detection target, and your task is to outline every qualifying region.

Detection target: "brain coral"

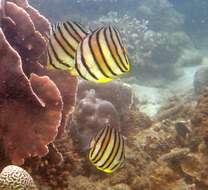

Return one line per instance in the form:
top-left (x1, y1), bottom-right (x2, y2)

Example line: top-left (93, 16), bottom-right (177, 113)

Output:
top-left (0, 165), bottom-right (37, 190)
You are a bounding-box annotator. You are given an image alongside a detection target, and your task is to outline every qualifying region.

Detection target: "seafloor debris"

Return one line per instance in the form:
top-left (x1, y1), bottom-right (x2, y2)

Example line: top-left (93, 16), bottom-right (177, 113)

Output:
top-left (0, 165), bottom-right (37, 190)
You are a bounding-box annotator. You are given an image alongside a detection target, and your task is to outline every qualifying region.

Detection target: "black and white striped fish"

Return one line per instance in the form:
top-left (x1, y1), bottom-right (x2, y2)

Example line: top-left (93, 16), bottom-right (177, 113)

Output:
top-left (47, 21), bottom-right (130, 83)
top-left (47, 21), bottom-right (89, 70)
top-left (88, 125), bottom-right (125, 173)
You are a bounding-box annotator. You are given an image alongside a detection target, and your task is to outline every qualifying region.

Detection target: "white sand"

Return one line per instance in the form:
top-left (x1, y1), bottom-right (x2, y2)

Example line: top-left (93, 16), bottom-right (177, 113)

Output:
top-left (132, 65), bottom-right (201, 117)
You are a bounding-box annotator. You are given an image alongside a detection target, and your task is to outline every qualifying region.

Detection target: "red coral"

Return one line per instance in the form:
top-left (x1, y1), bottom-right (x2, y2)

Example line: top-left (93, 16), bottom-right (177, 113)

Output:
top-left (0, 28), bottom-right (63, 165)
top-left (0, 0), bottom-right (77, 164)
top-left (44, 70), bottom-right (77, 136)
top-left (3, 1), bottom-right (47, 74)
top-left (2, 0), bottom-right (78, 136)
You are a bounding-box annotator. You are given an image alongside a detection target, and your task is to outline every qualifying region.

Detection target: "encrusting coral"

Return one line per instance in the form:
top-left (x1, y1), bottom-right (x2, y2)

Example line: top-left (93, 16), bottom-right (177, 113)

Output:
top-left (0, 0), bottom-right (77, 165)
top-left (0, 165), bottom-right (37, 190)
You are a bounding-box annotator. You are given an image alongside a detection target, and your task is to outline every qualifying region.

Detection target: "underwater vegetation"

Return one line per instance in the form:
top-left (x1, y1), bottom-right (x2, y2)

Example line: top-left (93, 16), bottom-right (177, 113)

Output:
top-left (0, 0), bottom-right (208, 190)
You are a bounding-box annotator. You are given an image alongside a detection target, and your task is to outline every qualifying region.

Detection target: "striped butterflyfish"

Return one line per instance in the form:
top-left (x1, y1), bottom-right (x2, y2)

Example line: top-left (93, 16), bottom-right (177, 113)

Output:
top-left (47, 20), bottom-right (89, 70)
top-left (47, 21), bottom-right (130, 83)
top-left (88, 125), bottom-right (125, 173)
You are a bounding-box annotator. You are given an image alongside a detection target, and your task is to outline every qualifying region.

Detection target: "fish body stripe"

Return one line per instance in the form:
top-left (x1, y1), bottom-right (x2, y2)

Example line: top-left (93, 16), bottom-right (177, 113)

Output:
top-left (89, 125), bottom-right (125, 173)
top-left (52, 28), bottom-right (74, 60)
top-left (75, 50), bottom-right (88, 80)
top-left (57, 24), bottom-right (76, 52)
top-left (101, 129), bottom-right (120, 169)
top-left (109, 26), bottom-right (128, 71)
top-left (80, 40), bottom-right (99, 80)
top-left (110, 135), bottom-right (125, 171)
top-left (97, 28), bottom-right (118, 77)
top-left (114, 27), bottom-right (130, 66)
top-left (47, 48), bottom-right (60, 69)
top-left (67, 21), bottom-right (89, 37)
top-left (98, 128), bottom-right (118, 168)
top-left (91, 126), bottom-right (111, 162)
top-left (93, 127), bottom-right (114, 164)
top-left (104, 27), bottom-right (125, 73)
top-left (111, 26), bottom-right (129, 69)
top-left (48, 39), bottom-right (71, 68)
top-left (109, 137), bottom-right (125, 172)
top-left (89, 126), bottom-right (107, 158)
top-left (88, 31), bottom-right (111, 79)
top-left (65, 21), bottom-right (83, 41)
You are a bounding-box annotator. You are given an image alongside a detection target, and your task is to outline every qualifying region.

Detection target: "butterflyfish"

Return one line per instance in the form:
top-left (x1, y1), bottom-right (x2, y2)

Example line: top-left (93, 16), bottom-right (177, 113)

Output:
top-left (88, 125), bottom-right (125, 173)
top-left (47, 21), bottom-right (130, 83)
top-left (47, 21), bottom-right (89, 70)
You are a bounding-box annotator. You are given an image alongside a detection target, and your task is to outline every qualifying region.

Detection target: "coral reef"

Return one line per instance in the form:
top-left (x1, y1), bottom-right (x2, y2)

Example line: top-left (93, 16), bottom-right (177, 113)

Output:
top-left (0, 0), bottom-right (77, 165)
top-left (136, 31), bottom-right (194, 82)
top-left (0, 0), bottom-right (208, 190)
top-left (155, 94), bottom-right (195, 121)
top-left (193, 66), bottom-right (208, 95)
top-left (176, 48), bottom-right (203, 67)
top-left (32, 89), bottom-right (206, 190)
top-left (0, 165), bottom-right (37, 190)
top-left (191, 88), bottom-right (208, 149)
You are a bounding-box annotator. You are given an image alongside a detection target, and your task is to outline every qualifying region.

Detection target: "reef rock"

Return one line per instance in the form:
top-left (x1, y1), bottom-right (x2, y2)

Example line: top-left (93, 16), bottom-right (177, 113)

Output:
top-left (71, 80), bottom-right (140, 152)
top-left (77, 80), bottom-right (134, 116)
top-left (71, 89), bottom-right (120, 152)
top-left (193, 66), bottom-right (208, 95)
